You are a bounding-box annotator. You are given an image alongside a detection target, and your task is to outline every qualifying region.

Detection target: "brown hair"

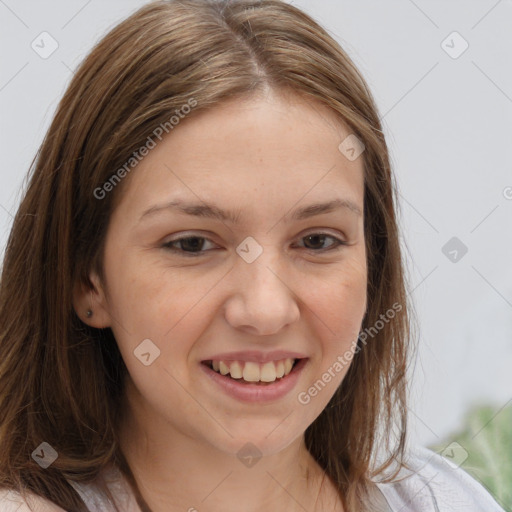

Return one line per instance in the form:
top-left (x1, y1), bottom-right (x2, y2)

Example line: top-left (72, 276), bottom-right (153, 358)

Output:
top-left (0, 0), bottom-right (415, 510)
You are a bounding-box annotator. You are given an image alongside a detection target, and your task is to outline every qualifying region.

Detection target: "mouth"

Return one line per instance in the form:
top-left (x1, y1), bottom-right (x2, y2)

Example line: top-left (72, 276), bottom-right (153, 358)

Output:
top-left (199, 357), bottom-right (309, 403)
top-left (200, 357), bottom-right (305, 385)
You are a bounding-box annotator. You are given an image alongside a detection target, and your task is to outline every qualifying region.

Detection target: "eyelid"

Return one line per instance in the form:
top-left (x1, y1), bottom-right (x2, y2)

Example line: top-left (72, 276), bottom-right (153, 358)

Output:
top-left (163, 228), bottom-right (346, 243)
top-left (162, 231), bottom-right (219, 247)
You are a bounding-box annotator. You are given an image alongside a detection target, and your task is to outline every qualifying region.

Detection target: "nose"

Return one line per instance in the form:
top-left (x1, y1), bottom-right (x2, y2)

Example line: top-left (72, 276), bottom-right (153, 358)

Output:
top-left (223, 255), bottom-right (301, 336)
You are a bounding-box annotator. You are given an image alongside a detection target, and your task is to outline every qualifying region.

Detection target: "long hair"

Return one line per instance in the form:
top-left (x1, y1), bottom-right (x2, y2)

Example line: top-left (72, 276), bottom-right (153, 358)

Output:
top-left (0, 1), bottom-right (414, 510)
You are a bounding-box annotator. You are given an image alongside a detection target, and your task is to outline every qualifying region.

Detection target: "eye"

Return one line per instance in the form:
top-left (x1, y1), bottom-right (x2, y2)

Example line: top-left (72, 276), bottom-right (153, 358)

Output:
top-left (162, 232), bottom-right (347, 257)
top-left (294, 232), bottom-right (347, 252)
top-left (162, 235), bottom-right (217, 256)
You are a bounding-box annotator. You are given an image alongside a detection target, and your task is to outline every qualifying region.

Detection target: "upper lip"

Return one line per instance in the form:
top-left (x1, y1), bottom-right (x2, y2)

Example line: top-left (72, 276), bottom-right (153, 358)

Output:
top-left (202, 350), bottom-right (308, 364)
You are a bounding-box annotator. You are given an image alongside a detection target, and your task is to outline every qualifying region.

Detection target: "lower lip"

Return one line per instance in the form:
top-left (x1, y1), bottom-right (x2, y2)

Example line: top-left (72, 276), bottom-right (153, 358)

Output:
top-left (199, 358), bottom-right (308, 403)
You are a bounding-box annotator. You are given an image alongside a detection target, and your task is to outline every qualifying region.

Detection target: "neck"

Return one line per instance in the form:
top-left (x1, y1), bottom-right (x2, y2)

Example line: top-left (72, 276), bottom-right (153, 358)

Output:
top-left (116, 378), bottom-right (341, 512)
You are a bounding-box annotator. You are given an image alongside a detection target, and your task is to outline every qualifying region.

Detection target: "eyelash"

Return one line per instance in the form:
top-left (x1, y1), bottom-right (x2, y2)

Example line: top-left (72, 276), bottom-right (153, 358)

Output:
top-left (162, 232), bottom-right (347, 257)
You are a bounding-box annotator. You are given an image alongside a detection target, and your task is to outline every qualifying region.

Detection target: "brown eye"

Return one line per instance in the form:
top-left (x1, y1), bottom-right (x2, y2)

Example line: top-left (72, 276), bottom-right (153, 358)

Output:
top-left (163, 236), bottom-right (216, 256)
top-left (298, 233), bottom-right (346, 252)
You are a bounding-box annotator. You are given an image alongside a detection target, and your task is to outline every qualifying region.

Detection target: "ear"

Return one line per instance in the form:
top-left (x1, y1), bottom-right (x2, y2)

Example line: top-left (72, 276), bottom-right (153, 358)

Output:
top-left (72, 270), bottom-right (112, 328)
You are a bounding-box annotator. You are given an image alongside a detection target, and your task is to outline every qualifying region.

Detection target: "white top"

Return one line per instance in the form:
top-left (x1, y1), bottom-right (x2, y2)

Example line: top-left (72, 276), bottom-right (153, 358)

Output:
top-left (0, 445), bottom-right (505, 511)
top-left (374, 445), bottom-right (506, 511)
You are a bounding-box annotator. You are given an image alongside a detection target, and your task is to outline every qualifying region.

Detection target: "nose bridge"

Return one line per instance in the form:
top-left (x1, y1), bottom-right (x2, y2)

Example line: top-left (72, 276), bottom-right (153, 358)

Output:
top-left (224, 241), bottom-right (300, 335)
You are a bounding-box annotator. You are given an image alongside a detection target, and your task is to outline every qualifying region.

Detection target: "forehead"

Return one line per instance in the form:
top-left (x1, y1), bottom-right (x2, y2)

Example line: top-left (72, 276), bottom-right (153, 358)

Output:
top-left (114, 91), bottom-right (365, 224)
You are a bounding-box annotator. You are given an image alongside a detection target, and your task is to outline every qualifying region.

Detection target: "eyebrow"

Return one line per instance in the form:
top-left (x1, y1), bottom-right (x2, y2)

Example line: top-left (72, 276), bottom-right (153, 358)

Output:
top-left (138, 197), bottom-right (362, 224)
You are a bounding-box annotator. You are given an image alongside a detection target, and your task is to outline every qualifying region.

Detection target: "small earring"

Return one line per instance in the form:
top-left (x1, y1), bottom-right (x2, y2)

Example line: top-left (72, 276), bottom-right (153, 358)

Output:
top-left (86, 309), bottom-right (93, 318)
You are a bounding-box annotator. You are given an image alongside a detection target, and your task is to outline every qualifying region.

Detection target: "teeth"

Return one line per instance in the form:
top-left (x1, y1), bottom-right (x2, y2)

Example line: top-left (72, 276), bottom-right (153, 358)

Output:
top-left (260, 361), bottom-right (277, 382)
top-left (243, 362), bottom-right (261, 382)
top-left (230, 361), bottom-right (243, 379)
top-left (219, 361), bottom-right (229, 375)
top-left (209, 358), bottom-right (297, 383)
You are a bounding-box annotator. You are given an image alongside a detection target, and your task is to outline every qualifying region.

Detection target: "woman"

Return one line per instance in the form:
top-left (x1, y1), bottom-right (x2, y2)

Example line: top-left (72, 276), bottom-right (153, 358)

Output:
top-left (0, 1), bottom-right (505, 511)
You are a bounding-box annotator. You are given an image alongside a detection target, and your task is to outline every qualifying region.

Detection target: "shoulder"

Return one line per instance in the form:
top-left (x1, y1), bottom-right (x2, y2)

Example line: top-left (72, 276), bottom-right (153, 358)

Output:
top-left (0, 488), bottom-right (66, 512)
top-left (0, 465), bottom-right (139, 512)
top-left (375, 445), bottom-right (506, 512)
top-left (69, 465), bottom-right (140, 512)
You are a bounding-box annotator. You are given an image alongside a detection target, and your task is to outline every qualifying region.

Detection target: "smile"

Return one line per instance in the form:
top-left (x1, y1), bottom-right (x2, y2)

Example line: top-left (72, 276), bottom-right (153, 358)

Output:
top-left (199, 358), bottom-right (308, 403)
top-left (203, 358), bottom-right (298, 383)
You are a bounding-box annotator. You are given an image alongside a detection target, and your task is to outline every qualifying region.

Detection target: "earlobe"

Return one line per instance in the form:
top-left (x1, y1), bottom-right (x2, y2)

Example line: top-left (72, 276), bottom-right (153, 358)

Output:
top-left (72, 272), bottom-right (112, 328)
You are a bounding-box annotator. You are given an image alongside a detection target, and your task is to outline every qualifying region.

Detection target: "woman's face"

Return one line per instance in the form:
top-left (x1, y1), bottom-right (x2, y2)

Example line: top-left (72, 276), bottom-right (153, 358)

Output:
top-left (82, 90), bottom-right (367, 457)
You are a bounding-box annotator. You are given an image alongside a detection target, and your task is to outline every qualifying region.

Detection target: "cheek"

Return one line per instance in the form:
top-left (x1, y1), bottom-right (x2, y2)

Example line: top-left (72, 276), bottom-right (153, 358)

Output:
top-left (103, 246), bottom-right (180, 325)
top-left (306, 258), bottom-right (367, 340)
top-left (295, 261), bottom-right (366, 409)
top-left (104, 253), bottom-right (221, 373)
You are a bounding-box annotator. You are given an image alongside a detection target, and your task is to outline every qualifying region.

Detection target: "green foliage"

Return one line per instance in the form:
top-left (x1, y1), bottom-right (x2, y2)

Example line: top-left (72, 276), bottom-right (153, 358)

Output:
top-left (428, 403), bottom-right (512, 512)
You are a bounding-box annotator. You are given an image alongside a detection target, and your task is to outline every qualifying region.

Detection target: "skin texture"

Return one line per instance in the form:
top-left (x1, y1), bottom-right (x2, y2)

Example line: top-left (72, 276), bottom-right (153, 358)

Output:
top-left (74, 88), bottom-right (367, 512)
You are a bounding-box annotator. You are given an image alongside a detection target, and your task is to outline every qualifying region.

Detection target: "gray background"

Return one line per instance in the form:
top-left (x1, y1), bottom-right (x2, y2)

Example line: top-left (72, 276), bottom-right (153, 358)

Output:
top-left (1, 0), bottom-right (511, 450)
